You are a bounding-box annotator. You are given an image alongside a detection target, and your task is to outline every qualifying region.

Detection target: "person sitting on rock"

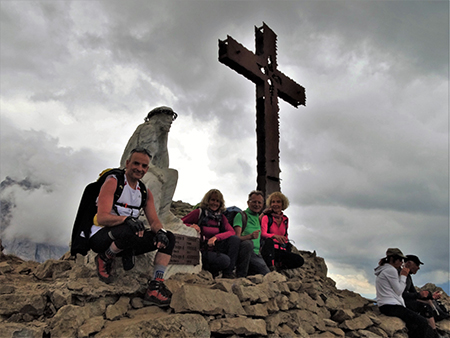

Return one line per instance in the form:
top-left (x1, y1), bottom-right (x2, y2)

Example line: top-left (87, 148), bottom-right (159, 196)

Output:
top-left (182, 189), bottom-right (242, 278)
top-left (88, 148), bottom-right (175, 307)
top-left (260, 192), bottom-right (304, 271)
top-left (233, 190), bottom-right (270, 277)
top-left (374, 248), bottom-right (436, 338)
top-left (403, 255), bottom-right (443, 335)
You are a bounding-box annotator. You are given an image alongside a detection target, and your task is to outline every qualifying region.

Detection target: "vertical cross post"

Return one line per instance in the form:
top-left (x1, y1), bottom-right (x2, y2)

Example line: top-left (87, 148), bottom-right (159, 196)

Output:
top-left (219, 22), bottom-right (306, 198)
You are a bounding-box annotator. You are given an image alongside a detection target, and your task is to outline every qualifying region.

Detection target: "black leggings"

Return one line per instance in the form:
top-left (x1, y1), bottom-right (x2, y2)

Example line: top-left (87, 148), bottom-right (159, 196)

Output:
top-left (405, 300), bottom-right (433, 319)
top-left (89, 224), bottom-right (175, 257)
top-left (261, 238), bottom-right (304, 269)
top-left (201, 235), bottom-right (240, 276)
top-left (379, 304), bottom-right (435, 338)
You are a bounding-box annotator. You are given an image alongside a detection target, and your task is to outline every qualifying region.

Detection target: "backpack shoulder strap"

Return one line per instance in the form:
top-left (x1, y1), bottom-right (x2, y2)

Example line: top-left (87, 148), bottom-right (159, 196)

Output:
top-left (113, 171), bottom-right (125, 204)
top-left (240, 211), bottom-right (248, 234)
top-left (267, 214), bottom-right (273, 232)
top-left (266, 214), bottom-right (288, 236)
top-left (284, 217), bottom-right (288, 237)
top-left (97, 168), bottom-right (125, 204)
top-left (98, 169), bottom-right (147, 210)
top-left (197, 207), bottom-right (205, 226)
top-left (138, 179), bottom-right (147, 209)
top-left (219, 213), bottom-right (226, 233)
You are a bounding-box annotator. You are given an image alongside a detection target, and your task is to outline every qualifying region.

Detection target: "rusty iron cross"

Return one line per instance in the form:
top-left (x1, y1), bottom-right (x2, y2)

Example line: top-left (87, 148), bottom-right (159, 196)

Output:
top-left (219, 22), bottom-right (306, 197)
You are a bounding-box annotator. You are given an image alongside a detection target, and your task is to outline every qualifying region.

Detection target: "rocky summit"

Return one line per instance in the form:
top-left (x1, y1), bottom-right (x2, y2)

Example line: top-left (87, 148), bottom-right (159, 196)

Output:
top-left (0, 241), bottom-right (449, 338)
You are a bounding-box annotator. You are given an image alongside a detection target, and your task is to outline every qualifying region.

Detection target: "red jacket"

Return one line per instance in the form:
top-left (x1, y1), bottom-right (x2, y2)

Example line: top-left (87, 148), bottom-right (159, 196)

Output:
top-left (182, 208), bottom-right (235, 242)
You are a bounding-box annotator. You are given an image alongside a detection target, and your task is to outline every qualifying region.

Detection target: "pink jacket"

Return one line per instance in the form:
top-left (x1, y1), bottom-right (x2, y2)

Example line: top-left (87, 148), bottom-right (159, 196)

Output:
top-left (261, 213), bottom-right (289, 244)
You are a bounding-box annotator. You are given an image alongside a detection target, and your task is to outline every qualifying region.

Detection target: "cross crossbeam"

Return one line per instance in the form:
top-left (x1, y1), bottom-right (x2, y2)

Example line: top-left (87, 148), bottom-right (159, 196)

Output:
top-left (219, 23), bottom-right (306, 197)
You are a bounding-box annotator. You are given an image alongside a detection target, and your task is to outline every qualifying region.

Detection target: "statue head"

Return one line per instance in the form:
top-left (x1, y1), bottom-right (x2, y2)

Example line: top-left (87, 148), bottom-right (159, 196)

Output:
top-left (144, 106), bottom-right (178, 133)
top-left (145, 106), bottom-right (177, 122)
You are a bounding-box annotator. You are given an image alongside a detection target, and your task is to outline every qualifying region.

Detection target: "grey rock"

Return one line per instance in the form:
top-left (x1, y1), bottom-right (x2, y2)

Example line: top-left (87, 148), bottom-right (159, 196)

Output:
top-left (171, 284), bottom-right (245, 315)
top-left (105, 296), bottom-right (130, 320)
top-left (1, 322), bottom-right (46, 338)
top-left (34, 259), bottom-right (73, 279)
top-left (331, 308), bottom-right (355, 323)
top-left (210, 317), bottom-right (267, 336)
top-left (339, 314), bottom-right (373, 331)
top-left (78, 316), bottom-right (105, 338)
top-left (0, 241), bottom-right (448, 338)
top-left (0, 291), bottom-right (47, 316)
top-left (96, 312), bottom-right (210, 338)
top-left (377, 315), bottom-right (407, 336)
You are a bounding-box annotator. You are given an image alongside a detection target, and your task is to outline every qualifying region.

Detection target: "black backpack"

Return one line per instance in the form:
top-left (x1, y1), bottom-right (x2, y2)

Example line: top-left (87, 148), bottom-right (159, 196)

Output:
top-left (223, 206), bottom-right (248, 232)
top-left (70, 168), bottom-right (147, 256)
top-left (197, 207), bottom-right (228, 233)
top-left (433, 299), bottom-right (450, 321)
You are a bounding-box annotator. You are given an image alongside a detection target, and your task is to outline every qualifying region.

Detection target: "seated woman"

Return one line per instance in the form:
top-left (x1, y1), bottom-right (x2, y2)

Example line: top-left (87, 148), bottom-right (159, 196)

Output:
top-left (375, 248), bottom-right (436, 338)
top-left (260, 192), bottom-right (304, 271)
top-left (182, 189), bottom-right (240, 278)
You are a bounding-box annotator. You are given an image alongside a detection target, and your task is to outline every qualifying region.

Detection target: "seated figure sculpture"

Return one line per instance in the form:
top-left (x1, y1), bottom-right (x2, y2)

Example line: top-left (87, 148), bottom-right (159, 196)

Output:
top-left (119, 107), bottom-right (200, 276)
top-left (120, 107), bottom-right (179, 225)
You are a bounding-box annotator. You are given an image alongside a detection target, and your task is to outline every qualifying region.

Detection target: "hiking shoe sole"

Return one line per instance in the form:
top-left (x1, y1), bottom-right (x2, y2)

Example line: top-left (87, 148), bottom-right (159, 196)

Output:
top-left (143, 297), bottom-right (171, 308)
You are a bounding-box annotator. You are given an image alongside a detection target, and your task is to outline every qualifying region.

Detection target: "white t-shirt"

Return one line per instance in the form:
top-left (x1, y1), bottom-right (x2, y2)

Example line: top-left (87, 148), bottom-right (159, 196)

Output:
top-left (90, 174), bottom-right (143, 237)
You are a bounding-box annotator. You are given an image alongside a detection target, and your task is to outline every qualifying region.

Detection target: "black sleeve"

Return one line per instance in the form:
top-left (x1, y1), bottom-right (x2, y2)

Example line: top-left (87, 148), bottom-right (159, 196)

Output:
top-left (402, 275), bottom-right (419, 301)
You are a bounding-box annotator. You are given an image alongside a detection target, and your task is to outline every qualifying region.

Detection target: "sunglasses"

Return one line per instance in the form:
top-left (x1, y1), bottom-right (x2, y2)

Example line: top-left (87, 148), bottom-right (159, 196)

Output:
top-left (130, 147), bottom-right (152, 158)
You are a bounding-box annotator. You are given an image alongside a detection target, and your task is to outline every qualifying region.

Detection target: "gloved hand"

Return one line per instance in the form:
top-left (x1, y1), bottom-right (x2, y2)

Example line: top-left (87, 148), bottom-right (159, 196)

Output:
top-left (154, 229), bottom-right (169, 247)
top-left (124, 216), bottom-right (145, 233)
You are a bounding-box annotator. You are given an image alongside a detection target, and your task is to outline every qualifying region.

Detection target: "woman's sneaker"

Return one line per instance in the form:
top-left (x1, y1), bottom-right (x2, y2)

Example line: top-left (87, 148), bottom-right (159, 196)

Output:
top-left (95, 254), bottom-right (114, 284)
top-left (143, 279), bottom-right (172, 307)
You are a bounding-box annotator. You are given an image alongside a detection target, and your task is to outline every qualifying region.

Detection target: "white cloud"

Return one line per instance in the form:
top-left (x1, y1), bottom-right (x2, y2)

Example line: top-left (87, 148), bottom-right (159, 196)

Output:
top-left (328, 271), bottom-right (376, 299)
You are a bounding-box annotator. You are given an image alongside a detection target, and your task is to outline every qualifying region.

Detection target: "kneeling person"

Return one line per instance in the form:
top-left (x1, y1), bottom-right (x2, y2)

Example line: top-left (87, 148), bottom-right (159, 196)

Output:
top-left (89, 148), bottom-right (175, 307)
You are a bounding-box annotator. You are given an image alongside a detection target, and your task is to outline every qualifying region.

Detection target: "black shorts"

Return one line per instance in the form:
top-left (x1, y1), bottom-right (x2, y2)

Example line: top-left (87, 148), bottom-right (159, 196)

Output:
top-left (89, 223), bottom-right (175, 256)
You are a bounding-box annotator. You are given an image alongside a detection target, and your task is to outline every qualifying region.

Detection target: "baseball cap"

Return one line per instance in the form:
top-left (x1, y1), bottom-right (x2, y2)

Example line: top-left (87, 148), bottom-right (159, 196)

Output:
top-left (386, 248), bottom-right (407, 259)
top-left (405, 255), bottom-right (424, 266)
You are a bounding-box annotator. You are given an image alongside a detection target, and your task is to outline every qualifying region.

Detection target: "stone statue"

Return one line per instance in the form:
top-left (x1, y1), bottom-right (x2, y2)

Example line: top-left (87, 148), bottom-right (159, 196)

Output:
top-left (120, 106), bottom-right (175, 170)
top-left (119, 107), bottom-right (200, 277)
top-left (120, 107), bottom-right (179, 225)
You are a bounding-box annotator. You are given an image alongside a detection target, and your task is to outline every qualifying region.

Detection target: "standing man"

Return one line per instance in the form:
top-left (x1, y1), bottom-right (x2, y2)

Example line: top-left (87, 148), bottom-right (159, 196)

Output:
top-left (403, 255), bottom-right (442, 335)
top-left (233, 190), bottom-right (270, 277)
top-left (89, 148), bottom-right (175, 307)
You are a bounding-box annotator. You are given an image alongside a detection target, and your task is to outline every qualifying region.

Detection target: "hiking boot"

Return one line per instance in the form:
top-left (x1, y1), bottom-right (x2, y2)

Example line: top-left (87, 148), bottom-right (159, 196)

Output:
top-left (143, 279), bottom-right (172, 307)
top-left (95, 254), bottom-right (114, 284)
top-left (221, 272), bottom-right (236, 279)
top-left (275, 261), bottom-right (284, 271)
top-left (121, 251), bottom-right (135, 271)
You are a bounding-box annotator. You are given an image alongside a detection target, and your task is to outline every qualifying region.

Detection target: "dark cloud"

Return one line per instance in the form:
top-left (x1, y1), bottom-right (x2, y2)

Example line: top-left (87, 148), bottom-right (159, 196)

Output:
top-left (0, 0), bottom-right (448, 295)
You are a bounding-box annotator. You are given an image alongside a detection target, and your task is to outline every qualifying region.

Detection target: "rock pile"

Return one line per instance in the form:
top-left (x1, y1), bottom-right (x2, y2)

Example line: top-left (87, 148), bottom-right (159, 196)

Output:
top-left (0, 246), bottom-right (449, 337)
top-left (170, 200), bottom-right (196, 218)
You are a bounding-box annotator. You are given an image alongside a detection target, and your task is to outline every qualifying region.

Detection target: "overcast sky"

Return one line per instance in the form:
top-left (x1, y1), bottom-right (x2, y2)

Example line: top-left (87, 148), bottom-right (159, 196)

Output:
top-left (1, 0), bottom-right (448, 297)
